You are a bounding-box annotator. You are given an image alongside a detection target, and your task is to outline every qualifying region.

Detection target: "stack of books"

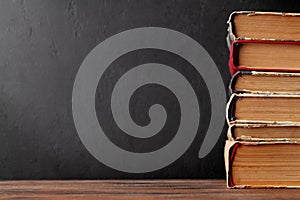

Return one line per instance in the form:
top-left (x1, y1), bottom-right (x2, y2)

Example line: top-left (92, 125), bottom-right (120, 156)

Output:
top-left (225, 11), bottom-right (300, 188)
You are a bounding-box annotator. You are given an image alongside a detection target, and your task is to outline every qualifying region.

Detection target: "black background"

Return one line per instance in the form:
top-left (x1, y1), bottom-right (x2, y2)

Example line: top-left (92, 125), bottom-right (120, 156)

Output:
top-left (0, 0), bottom-right (299, 179)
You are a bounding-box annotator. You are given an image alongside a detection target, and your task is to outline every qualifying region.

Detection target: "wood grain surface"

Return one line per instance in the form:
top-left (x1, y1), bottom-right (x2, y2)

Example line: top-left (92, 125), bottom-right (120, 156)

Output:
top-left (0, 180), bottom-right (299, 199)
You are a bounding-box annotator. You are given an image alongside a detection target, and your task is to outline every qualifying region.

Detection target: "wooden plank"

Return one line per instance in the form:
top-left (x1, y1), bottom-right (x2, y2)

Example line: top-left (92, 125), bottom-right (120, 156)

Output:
top-left (0, 180), bottom-right (298, 199)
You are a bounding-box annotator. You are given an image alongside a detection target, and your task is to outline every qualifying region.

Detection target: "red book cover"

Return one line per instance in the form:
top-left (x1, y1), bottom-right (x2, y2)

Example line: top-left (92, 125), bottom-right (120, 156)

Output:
top-left (229, 40), bottom-right (300, 75)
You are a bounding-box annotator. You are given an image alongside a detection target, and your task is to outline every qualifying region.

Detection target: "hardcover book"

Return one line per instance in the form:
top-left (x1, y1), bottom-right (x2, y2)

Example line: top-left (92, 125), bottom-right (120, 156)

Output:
top-left (229, 71), bottom-right (300, 94)
top-left (229, 40), bottom-right (300, 75)
top-left (226, 93), bottom-right (300, 124)
top-left (225, 140), bottom-right (300, 188)
top-left (228, 123), bottom-right (300, 141)
top-left (227, 11), bottom-right (300, 47)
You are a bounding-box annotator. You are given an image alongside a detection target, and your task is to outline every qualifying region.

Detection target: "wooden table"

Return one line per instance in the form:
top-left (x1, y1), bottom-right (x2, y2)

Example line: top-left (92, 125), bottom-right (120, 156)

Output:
top-left (0, 180), bottom-right (299, 199)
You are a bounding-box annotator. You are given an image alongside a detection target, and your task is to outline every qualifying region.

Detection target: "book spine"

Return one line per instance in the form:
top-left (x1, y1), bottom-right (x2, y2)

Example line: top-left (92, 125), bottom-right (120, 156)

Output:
top-left (226, 11), bottom-right (255, 45)
top-left (225, 140), bottom-right (239, 188)
top-left (228, 41), bottom-right (237, 75)
top-left (228, 71), bottom-right (240, 94)
top-left (227, 124), bottom-right (235, 141)
top-left (229, 71), bottom-right (253, 94)
top-left (226, 32), bottom-right (233, 50)
top-left (226, 11), bottom-right (237, 49)
top-left (226, 94), bottom-right (239, 125)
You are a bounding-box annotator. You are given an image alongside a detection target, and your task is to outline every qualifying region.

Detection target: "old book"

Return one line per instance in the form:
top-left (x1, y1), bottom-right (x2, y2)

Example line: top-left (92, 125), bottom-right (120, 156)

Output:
top-left (225, 140), bottom-right (300, 188)
top-left (228, 123), bottom-right (300, 141)
top-left (227, 11), bottom-right (300, 46)
top-left (226, 93), bottom-right (300, 124)
top-left (229, 40), bottom-right (300, 74)
top-left (229, 71), bottom-right (300, 94)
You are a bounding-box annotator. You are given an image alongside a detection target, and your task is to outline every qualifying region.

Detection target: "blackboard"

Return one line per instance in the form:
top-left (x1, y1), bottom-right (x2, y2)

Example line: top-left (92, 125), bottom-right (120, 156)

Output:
top-left (0, 0), bottom-right (299, 179)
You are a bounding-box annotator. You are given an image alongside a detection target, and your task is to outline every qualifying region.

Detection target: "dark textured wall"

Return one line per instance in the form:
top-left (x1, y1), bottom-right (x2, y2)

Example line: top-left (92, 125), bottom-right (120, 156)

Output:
top-left (0, 0), bottom-right (299, 179)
